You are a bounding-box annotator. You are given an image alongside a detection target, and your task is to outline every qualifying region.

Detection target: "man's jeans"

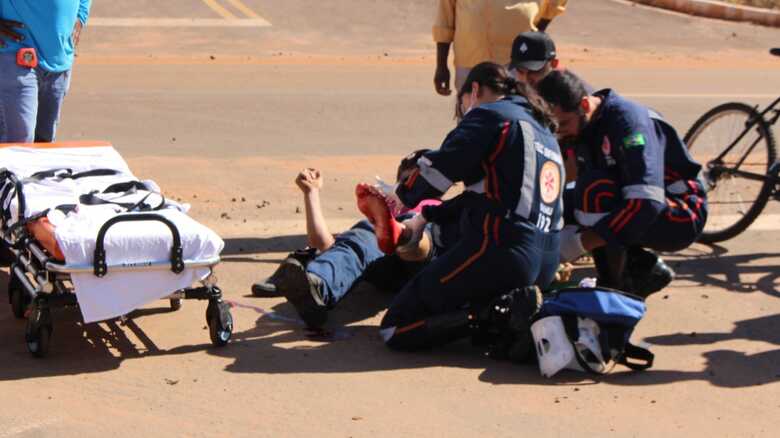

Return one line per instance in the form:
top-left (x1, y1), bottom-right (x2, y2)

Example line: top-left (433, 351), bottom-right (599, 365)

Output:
top-left (0, 53), bottom-right (71, 143)
top-left (305, 220), bottom-right (385, 307)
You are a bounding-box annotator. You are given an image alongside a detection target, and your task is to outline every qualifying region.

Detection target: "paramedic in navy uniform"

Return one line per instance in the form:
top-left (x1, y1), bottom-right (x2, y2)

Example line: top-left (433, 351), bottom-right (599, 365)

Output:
top-left (536, 70), bottom-right (707, 296)
top-left (358, 62), bottom-right (564, 351)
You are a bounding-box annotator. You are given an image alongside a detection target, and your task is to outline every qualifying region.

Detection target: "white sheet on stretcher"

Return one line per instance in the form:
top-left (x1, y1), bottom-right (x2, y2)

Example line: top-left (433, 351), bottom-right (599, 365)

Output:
top-left (52, 206), bottom-right (223, 323)
top-left (0, 146), bottom-right (136, 223)
top-left (0, 146), bottom-right (224, 323)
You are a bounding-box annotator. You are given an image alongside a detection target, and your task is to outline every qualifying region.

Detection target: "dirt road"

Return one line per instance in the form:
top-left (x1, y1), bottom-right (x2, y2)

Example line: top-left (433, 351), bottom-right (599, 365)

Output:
top-left (1, 1), bottom-right (779, 437)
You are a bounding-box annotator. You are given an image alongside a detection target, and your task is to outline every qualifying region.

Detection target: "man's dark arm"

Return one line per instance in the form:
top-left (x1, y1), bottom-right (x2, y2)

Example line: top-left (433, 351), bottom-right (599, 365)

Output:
top-left (434, 42), bottom-right (452, 96)
top-left (0, 19), bottom-right (24, 48)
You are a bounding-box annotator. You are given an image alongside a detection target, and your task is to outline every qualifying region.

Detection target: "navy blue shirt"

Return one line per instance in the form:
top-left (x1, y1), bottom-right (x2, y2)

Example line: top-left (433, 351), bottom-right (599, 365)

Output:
top-left (397, 95), bottom-right (565, 234)
top-left (577, 89), bottom-right (703, 245)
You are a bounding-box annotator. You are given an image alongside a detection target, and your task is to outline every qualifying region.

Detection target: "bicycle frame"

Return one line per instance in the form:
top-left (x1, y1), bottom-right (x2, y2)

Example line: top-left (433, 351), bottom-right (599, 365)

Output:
top-left (707, 96), bottom-right (780, 186)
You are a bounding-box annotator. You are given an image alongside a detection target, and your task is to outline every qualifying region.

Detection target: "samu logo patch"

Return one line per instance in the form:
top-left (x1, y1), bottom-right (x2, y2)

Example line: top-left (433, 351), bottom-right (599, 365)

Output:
top-left (623, 133), bottom-right (646, 149)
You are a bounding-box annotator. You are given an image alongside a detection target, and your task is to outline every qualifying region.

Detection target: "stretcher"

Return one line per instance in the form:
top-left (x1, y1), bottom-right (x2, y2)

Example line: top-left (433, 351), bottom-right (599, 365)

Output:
top-left (0, 141), bottom-right (233, 357)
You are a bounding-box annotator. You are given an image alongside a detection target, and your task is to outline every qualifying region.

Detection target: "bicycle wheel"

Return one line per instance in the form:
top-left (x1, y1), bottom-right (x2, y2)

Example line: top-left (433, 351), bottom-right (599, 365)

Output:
top-left (684, 102), bottom-right (776, 243)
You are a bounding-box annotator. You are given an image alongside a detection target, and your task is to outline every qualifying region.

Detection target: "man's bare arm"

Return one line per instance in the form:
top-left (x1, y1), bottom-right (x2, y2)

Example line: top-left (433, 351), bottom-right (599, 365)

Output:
top-left (296, 169), bottom-right (336, 251)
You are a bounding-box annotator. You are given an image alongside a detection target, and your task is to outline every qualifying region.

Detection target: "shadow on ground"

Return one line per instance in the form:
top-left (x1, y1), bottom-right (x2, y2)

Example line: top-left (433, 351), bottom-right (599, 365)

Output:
top-left (2, 246), bottom-right (778, 387)
top-left (667, 244), bottom-right (780, 298)
top-left (222, 236), bottom-right (307, 256)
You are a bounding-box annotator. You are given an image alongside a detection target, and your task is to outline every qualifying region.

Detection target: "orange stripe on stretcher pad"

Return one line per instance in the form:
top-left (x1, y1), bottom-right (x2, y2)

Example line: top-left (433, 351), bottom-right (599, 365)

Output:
top-left (0, 141), bottom-right (113, 149)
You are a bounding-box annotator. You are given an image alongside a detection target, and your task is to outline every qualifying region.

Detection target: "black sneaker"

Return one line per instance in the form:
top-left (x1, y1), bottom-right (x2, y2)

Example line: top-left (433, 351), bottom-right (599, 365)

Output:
top-left (476, 286), bottom-right (543, 363)
top-left (276, 257), bottom-right (328, 329)
top-left (251, 269), bottom-right (282, 297)
top-left (628, 257), bottom-right (675, 297)
top-left (251, 248), bottom-right (318, 298)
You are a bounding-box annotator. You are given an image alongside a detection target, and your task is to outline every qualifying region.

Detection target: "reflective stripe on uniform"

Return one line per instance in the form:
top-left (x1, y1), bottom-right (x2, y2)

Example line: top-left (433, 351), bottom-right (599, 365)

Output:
top-left (417, 156), bottom-right (454, 193)
top-left (465, 179), bottom-right (485, 194)
top-left (622, 184), bottom-right (666, 203)
top-left (575, 209), bottom-right (609, 227)
top-left (648, 108), bottom-right (663, 121)
top-left (666, 180), bottom-right (688, 195)
top-left (379, 326), bottom-right (396, 342)
top-left (514, 120), bottom-right (537, 219)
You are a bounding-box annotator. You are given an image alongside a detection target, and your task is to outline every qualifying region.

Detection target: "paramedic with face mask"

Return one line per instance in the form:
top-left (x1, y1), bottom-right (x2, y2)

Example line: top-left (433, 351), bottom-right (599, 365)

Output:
top-left (358, 62), bottom-right (564, 352)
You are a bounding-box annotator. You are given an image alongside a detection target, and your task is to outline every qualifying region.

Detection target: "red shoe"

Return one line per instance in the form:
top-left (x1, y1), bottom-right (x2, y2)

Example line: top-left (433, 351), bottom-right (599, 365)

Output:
top-left (355, 183), bottom-right (402, 254)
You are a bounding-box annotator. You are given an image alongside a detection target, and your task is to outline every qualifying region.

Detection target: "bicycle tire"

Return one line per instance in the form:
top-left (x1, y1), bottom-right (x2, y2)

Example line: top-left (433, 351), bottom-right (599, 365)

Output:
top-left (684, 102), bottom-right (776, 243)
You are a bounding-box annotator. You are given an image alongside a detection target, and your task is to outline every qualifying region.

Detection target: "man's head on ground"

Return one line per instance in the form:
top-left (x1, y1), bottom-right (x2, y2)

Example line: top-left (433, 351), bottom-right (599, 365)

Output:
top-left (509, 32), bottom-right (559, 87)
top-left (397, 149), bottom-right (431, 183)
top-left (456, 62), bottom-right (557, 131)
top-left (536, 70), bottom-right (599, 144)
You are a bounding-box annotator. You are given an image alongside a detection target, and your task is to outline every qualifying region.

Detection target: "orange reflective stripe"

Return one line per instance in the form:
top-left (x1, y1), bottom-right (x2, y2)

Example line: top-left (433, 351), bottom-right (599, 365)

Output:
top-left (440, 215), bottom-right (491, 284)
top-left (613, 199), bottom-right (643, 234)
top-left (395, 320), bottom-right (425, 335)
top-left (593, 192), bottom-right (615, 213)
top-left (583, 179), bottom-right (615, 213)
top-left (488, 122), bottom-right (511, 163)
top-left (481, 162), bottom-right (493, 199)
top-left (609, 199), bottom-right (635, 229)
top-left (404, 168), bottom-right (420, 190)
top-left (0, 141), bottom-right (112, 149)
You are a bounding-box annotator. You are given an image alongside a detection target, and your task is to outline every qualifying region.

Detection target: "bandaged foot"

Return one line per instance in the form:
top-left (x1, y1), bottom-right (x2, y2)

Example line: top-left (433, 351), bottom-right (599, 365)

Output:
top-left (396, 213), bottom-right (427, 254)
top-left (356, 183), bottom-right (403, 254)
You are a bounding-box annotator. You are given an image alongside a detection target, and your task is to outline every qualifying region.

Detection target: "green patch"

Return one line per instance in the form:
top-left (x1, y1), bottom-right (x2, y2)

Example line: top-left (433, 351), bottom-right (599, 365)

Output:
top-left (623, 132), bottom-right (646, 149)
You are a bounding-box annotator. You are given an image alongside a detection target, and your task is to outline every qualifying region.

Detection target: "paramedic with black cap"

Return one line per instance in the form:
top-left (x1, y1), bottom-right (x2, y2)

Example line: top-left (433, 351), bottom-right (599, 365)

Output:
top-left (536, 70), bottom-right (707, 296)
top-left (508, 31), bottom-right (560, 87)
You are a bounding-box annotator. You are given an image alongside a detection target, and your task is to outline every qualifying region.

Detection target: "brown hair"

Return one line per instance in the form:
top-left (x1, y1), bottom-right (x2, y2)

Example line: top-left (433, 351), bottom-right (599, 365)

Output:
top-left (455, 62), bottom-right (557, 131)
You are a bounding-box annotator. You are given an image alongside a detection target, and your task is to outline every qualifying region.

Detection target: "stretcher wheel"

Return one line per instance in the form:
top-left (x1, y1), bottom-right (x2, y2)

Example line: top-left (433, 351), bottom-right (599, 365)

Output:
top-left (207, 302), bottom-right (233, 347)
top-left (27, 324), bottom-right (52, 358)
top-left (26, 304), bottom-right (52, 358)
top-left (169, 298), bottom-right (182, 311)
top-left (9, 282), bottom-right (30, 319)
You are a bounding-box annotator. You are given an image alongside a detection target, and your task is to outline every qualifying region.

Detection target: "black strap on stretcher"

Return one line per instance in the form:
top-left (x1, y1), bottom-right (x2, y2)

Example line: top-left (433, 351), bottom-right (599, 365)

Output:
top-left (1, 168), bottom-right (184, 277)
top-left (25, 168), bottom-right (120, 182)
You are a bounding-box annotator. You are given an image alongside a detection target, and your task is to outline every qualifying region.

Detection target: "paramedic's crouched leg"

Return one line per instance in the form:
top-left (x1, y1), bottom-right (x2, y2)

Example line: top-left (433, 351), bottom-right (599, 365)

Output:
top-left (277, 220), bottom-right (386, 329)
top-left (627, 185), bottom-right (707, 294)
top-left (380, 216), bottom-right (559, 351)
top-left (574, 172), bottom-right (706, 295)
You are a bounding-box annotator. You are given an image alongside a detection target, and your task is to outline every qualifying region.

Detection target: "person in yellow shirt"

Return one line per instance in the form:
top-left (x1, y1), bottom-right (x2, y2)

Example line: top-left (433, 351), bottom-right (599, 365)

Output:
top-left (433, 0), bottom-right (568, 96)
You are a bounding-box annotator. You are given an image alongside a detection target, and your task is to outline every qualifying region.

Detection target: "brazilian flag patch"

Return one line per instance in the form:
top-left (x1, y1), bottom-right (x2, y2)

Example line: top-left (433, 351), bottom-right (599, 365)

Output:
top-left (623, 133), bottom-right (646, 149)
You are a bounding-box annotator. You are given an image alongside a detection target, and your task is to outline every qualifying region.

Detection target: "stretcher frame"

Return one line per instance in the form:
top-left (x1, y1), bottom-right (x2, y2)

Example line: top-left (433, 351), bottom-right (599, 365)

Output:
top-left (1, 142), bottom-right (233, 357)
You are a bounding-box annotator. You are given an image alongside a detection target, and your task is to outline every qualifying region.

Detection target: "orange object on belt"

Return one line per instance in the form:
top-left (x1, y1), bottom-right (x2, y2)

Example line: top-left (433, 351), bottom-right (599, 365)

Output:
top-left (26, 217), bottom-right (65, 261)
top-left (16, 48), bottom-right (38, 68)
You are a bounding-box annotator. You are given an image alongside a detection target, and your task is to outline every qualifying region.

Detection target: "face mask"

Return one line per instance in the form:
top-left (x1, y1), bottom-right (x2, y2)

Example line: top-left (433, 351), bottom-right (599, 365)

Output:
top-left (462, 87), bottom-right (480, 117)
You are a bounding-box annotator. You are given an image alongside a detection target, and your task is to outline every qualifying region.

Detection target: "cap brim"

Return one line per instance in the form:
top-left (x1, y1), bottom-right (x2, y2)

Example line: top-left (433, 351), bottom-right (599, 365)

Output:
top-left (510, 59), bottom-right (547, 72)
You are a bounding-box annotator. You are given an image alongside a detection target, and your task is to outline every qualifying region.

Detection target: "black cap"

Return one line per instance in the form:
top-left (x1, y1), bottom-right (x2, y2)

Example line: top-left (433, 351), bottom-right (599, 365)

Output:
top-left (510, 32), bottom-right (557, 72)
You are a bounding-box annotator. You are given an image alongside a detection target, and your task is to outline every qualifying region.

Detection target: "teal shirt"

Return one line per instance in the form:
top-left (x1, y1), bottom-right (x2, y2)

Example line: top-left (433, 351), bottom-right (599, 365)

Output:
top-left (0, 0), bottom-right (92, 72)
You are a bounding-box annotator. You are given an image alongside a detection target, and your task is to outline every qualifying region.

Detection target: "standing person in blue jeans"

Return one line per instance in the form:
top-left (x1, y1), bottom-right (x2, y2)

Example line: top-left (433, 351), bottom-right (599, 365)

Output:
top-left (0, 0), bottom-right (91, 143)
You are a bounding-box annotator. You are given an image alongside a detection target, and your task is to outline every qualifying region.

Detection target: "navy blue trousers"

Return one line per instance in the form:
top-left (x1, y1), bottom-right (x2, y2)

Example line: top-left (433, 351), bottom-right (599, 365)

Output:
top-left (380, 209), bottom-right (560, 350)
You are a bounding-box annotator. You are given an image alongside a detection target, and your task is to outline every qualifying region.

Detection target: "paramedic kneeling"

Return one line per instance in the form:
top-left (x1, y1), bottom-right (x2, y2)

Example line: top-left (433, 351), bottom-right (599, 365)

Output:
top-left (536, 70), bottom-right (707, 296)
top-left (363, 63), bottom-right (564, 351)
